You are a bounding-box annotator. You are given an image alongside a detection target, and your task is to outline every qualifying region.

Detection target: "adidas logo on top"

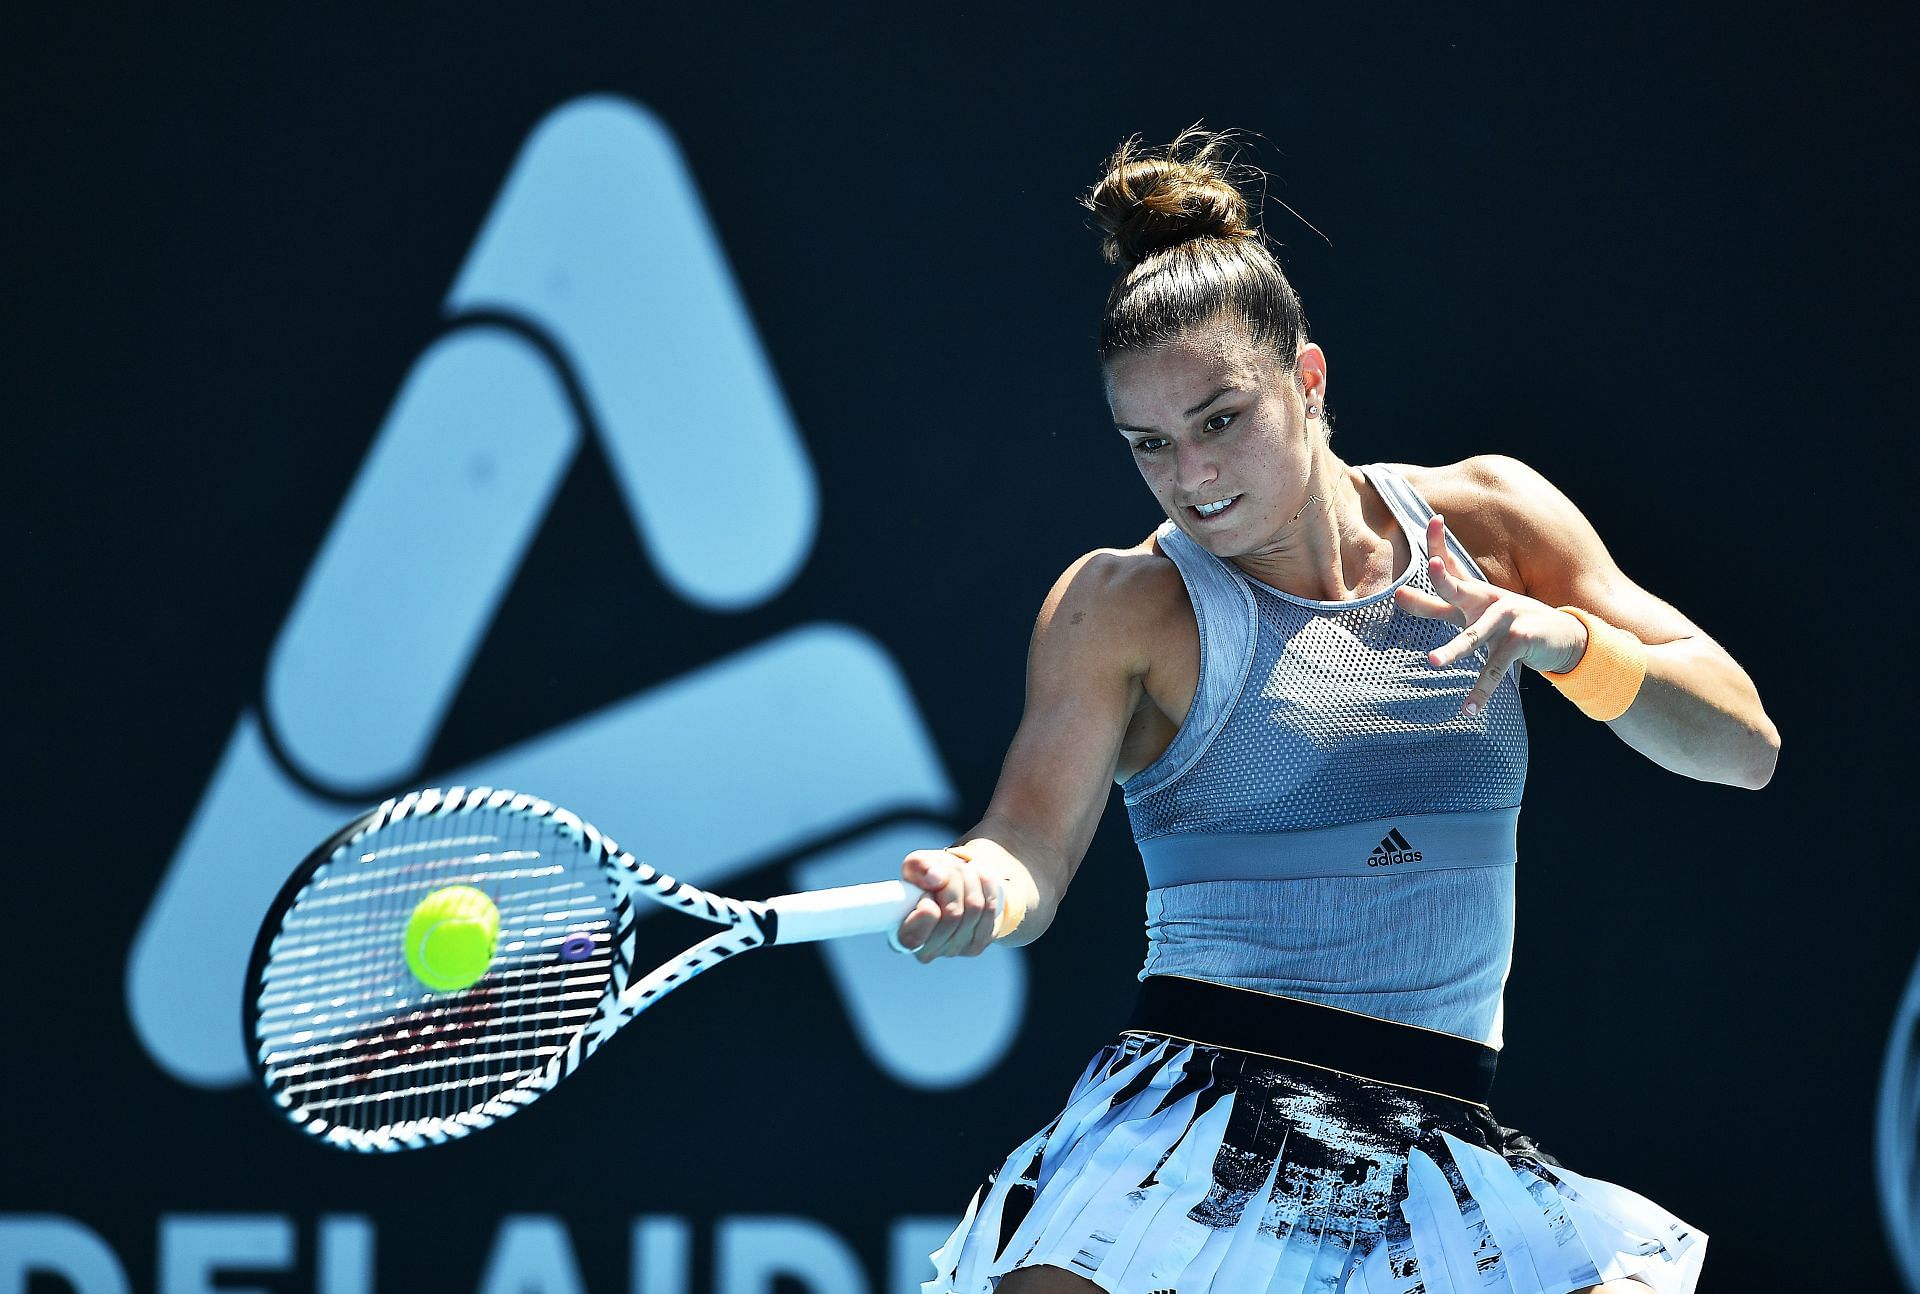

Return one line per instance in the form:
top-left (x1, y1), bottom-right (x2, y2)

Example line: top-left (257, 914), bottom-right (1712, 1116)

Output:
top-left (1367, 828), bottom-right (1423, 867)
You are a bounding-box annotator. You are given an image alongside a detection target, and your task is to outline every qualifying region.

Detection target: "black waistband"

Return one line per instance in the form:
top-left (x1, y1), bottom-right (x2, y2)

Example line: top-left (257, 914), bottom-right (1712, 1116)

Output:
top-left (1125, 975), bottom-right (1498, 1107)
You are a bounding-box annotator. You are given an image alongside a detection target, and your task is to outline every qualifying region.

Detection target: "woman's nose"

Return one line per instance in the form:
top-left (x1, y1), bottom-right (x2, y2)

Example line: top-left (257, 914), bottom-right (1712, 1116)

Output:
top-left (1176, 443), bottom-right (1217, 495)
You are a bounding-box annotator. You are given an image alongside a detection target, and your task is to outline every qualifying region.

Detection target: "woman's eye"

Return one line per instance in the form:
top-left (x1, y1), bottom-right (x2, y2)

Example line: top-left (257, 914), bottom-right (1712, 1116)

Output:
top-left (1204, 412), bottom-right (1236, 433)
top-left (1133, 438), bottom-right (1168, 455)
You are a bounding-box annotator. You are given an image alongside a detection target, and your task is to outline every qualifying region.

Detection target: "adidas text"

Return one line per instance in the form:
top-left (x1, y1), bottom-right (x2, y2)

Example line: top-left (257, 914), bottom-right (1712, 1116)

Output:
top-left (1367, 828), bottom-right (1421, 867)
top-left (1367, 850), bottom-right (1424, 867)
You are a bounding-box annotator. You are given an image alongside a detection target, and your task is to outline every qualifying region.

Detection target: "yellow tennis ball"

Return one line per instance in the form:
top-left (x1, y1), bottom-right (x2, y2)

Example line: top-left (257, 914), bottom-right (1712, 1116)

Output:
top-left (404, 885), bottom-right (500, 992)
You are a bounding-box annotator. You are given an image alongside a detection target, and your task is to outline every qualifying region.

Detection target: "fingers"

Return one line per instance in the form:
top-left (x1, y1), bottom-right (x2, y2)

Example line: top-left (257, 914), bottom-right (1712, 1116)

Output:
top-left (1426, 553), bottom-right (1467, 605)
top-left (1428, 605), bottom-right (1507, 670)
top-left (1426, 515), bottom-right (1464, 578)
top-left (1424, 603), bottom-right (1509, 717)
top-left (1422, 514), bottom-right (1481, 604)
top-left (894, 849), bottom-right (994, 962)
top-left (1398, 516), bottom-right (1486, 626)
top-left (962, 871), bottom-right (1004, 958)
top-left (1392, 585), bottom-right (1457, 621)
top-left (889, 851), bottom-right (944, 954)
top-left (916, 859), bottom-right (985, 963)
top-left (1461, 638), bottom-right (1525, 717)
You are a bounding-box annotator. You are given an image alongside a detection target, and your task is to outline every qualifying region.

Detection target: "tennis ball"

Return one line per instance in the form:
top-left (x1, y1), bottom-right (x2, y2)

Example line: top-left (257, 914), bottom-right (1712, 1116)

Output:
top-left (404, 885), bottom-right (500, 992)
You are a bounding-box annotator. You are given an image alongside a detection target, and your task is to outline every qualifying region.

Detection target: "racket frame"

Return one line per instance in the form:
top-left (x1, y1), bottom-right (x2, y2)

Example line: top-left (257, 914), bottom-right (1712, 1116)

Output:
top-left (245, 786), bottom-right (916, 1152)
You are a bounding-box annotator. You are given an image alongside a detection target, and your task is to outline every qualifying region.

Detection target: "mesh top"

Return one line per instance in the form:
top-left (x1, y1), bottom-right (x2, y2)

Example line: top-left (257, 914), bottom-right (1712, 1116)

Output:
top-left (1124, 466), bottom-right (1527, 836)
top-left (1119, 463), bottom-right (1529, 1046)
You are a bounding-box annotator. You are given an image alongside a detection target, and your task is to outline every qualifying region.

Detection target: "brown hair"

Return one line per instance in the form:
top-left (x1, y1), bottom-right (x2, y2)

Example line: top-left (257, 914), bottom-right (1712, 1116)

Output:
top-left (1083, 126), bottom-right (1307, 366)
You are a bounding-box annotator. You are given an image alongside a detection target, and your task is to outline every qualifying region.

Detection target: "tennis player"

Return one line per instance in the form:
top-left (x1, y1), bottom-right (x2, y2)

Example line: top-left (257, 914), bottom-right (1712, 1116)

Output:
top-left (898, 129), bottom-right (1778, 1294)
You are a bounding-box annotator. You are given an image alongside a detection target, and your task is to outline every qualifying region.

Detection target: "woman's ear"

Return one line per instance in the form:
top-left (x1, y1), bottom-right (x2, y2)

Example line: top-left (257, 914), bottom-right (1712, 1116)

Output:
top-left (1295, 342), bottom-right (1328, 405)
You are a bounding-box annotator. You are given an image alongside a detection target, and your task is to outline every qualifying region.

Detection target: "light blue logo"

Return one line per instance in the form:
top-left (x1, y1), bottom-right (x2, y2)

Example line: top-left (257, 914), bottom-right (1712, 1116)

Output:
top-left (127, 95), bottom-right (1022, 1093)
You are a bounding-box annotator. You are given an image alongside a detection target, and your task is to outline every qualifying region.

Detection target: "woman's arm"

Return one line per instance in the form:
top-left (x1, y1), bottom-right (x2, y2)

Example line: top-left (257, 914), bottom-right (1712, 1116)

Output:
top-left (1400, 455), bottom-right (1780, 790)
top-left (894, 547), bottom-right (1169, 959)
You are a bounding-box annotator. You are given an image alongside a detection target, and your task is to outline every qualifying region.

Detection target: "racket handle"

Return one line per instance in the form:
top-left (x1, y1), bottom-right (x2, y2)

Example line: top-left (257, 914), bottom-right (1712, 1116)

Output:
top-left (764, 879), bottom-right (921, 944)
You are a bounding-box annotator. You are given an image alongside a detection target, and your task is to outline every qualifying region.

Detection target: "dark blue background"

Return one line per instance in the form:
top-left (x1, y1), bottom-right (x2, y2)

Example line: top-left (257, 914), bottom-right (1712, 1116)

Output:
top-left (6, 4), bottom-right (1914, 1290)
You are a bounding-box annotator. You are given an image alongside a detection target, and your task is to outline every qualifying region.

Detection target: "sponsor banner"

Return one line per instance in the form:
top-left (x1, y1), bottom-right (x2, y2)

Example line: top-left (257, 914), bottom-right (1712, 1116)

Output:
top-left (0, 1213), bottom-right (960, 1294)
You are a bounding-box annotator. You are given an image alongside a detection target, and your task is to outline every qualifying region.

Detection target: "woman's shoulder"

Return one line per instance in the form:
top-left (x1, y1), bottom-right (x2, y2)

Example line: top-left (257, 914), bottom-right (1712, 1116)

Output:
top-left (1045, 530), bottom-right (1190, 621)
top-left (1026, 532), bottom-right (1195, 694)
top-left (1381, 454), bottom-right (1558, 512)
top-left (1381, 455), bottom-right (1570, 591)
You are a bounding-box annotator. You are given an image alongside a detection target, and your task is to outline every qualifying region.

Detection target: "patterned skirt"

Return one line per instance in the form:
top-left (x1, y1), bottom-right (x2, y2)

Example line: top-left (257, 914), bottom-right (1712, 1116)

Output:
top-left (921, 976), bottom-right (1705, 1293)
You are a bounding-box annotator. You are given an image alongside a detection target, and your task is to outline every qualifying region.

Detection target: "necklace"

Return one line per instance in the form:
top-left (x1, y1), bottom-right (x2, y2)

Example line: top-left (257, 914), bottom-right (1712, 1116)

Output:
top-left (1288, 492), bottom-right (1326, 525)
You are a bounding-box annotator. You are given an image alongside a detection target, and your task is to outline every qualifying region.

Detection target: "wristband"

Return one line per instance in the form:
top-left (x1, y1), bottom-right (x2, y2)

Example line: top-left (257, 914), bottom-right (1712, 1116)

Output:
top-left (992, 866), bottom-right (1032, 941)
top-left (1540, 606), bottom-right (1647, 721)
top-left (946, 846), bottom-right (1033, 941)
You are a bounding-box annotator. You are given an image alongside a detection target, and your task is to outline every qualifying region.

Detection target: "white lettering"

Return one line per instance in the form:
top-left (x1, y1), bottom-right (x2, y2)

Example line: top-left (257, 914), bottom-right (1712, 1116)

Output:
top-left (159, 1215), bottom-right (293, 1294)
top-left (475, 1215), bottom-right (587, 1294)
top-left (0, 1215), bottom-right (131, 1294)
top-left (318, 1214), bottom-right (374, 1294)
top-left (3, 1210), bottom-right (956, 1293)
top-left (631, 1215), bottom-right (690, 1294)
top-left (715, 1216), bottom-right (868, 1294)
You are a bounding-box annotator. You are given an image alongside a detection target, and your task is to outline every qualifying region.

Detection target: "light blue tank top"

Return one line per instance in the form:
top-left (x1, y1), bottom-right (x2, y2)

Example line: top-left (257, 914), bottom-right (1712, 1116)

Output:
top-left (1120, 463), bottom-right (1528, 1047)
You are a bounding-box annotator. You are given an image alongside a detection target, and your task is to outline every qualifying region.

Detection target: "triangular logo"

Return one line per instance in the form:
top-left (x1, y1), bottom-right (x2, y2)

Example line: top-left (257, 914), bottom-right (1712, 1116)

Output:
top-left (127, 95), bottom-right (1022, 1092)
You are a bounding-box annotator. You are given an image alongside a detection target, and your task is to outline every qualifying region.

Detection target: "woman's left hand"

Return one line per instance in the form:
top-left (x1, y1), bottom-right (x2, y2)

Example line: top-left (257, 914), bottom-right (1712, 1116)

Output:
top-left (1392, 515), bottom-right (1589, 717)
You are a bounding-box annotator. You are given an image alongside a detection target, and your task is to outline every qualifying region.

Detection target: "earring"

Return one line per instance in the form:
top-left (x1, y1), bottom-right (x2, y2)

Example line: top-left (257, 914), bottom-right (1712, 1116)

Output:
top-left (1306, 403), bottom-right (1320, 418)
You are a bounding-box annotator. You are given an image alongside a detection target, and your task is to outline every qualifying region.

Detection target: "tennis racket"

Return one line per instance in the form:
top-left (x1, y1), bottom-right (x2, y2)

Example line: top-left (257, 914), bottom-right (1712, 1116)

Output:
top-left (245, 785), bottom-right (921, 1152)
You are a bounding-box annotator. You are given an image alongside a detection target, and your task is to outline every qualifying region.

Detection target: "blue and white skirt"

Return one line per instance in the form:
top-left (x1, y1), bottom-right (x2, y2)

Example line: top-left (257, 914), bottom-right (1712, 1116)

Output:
top-left (922, 976), bottom-right (1705, 1293)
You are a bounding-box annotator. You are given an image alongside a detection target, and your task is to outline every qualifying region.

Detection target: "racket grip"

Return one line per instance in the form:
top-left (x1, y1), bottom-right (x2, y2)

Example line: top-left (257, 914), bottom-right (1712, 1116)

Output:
top-left (764, 879), bottom-right (921, 944)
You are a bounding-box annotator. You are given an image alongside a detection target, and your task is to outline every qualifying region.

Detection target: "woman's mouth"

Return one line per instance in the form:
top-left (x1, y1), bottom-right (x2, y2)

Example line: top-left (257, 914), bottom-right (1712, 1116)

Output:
top-left (1187, 495), bottom-right (1240, 522)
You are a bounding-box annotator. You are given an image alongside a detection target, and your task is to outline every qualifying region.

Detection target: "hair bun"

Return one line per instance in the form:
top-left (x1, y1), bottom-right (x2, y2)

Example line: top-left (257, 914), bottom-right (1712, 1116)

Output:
top-left (1084, 127), bottom-right (1256, 270)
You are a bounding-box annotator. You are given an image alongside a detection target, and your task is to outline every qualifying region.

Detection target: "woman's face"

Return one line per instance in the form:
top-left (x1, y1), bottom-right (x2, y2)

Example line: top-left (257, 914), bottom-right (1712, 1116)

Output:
top-left (1104, 324), bottom-right (1325, 558)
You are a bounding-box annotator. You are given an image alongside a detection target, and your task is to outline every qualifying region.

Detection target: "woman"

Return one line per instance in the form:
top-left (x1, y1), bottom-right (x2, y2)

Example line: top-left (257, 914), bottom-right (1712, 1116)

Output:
top-left (897, 129), bottom-right (1778, 1294)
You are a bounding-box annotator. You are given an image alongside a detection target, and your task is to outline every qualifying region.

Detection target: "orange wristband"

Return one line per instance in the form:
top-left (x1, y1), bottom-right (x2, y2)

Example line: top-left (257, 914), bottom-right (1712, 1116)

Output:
top-left (946, 845), bottom-right (1034, 941)
top-left (1541, 606), bottom-right (1647, 721)
top-left (992, 874), bottom-right (1030, 941)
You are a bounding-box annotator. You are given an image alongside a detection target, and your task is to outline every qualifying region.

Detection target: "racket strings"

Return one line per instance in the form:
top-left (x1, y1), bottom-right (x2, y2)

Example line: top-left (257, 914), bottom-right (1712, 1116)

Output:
top-left (255, 895), bottom-right (608, 1019)
top-left (346, 832), bottom-right (500, 862)
top-left (253, 937), bottom-right (614, 1024)
top-left (281, 1035), bottom-right (583, 1101)
top-left (255, 885), bottom-right (607, 1006)
top-left (254, 790), bottom-right (780, 1149)
top-left (261, 997), bottom-right (606, 1073)
top-left (257, 964), bottom-right (612, 1044)
top-left (296, 1067), bottom-right (545, 1114)
top-left (256, 805), bottom-right (619, 1138)
top-left (294, 856), bottom-right (558, 912)
top-left (268, 968), bottom-right (611, 1033)
top-left (428, 806), bottom-right (528, 1134)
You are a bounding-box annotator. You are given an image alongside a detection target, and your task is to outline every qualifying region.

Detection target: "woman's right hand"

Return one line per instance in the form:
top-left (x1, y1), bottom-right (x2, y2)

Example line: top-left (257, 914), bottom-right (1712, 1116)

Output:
top-left (885, 546), bottom-right (1160, 963)
top-left (893, 846), bottom-right (1005, 963)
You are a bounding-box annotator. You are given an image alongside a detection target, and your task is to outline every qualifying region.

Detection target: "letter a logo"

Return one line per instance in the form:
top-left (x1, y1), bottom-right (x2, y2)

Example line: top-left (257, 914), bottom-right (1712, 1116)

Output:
top-left (128, 95), bottom-right (1022, 1092)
